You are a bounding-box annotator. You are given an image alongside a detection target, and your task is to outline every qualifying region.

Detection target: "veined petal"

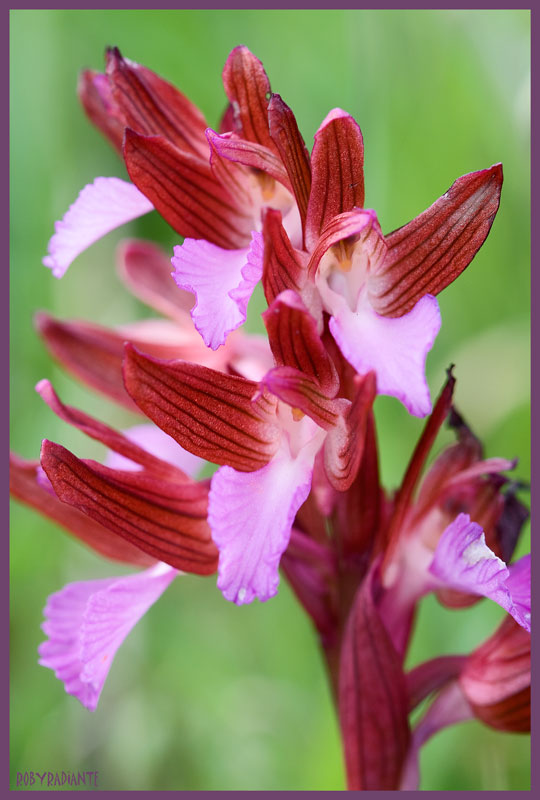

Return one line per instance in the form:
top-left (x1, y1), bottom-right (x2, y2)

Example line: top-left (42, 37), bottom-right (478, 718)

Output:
top-left (328, 294), bottom-right (441, 417)
top-left (104, 423), bottom-right (205, 478)
top-left (369, 164), bottom-right (503, 317)
top-left (208, 439), bottom-right (315, 604)
top-left (34, 313), bottom-right (224, 412)
top-left (206, 129), bottom-right (291, 192)
top-left (429, 514), bottom-right (531, 631)
top-left (171, 231), bottom-right (263, 350)
top-left (262, 290), bottom-right (338, 396)
top-left (36, 379), bottom-right (192, 482)
top-left (268, 93), bottom-right (312, 242)
top-left (122, 346), bottom-right (280, 472)
top-left (10, 453), bottom-right (152, 566)
top-left (123, 129), bottom-right (253, 249)
top-left (116, 239), bottom-right (194, 322)
top-left (40, 441), bottom-right (217, 574)
top-left (77, 70), bottom-right (125, 153)
top-left (106, 47), bottom-right (209, 158)
top-left (222, 46), bottom-right (274, 151)
top-left (38, 562), bottom-right (177, 711)
top-left (43, 178), bottom-right (154, 278)
top-left (305, 108), bottom-right (365, 250)
top-left (262, 209), bottom-right (308, 305)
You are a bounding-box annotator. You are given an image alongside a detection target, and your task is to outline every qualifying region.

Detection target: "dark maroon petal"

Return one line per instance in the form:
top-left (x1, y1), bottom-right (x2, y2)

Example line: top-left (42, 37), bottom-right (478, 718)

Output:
top-left (36, 379), bottom-right (189, 483)
top-left (206, 129), bottom-right (292, 193)
top-left (339, 567), bottom-right (410, 790)
top-left (407, 655), bottom-right (467, 712)
top-left (261, 366), bottom-right (342, 430)
top-left (262, 208), bottom-right (308, 304)
top-left (332, 411), bottom-right (385, 560)
top-left (77, 69), bottom-right (125, 153)
top-left (116, 239), bottom-right (194, 321)
top-left (41, 441), bottom-right (217, 575)
top-left (35, 313), bottom-right (213, 412)
top-left (268, 93), bottom-right (312, 240)
top-left (324, 372), bottom-right (376, 492)
top-left (382, 369), bottom-right (456, 567)
top-left (262, 290), bottom-right (338, 396)
top-left (10, 453), bottom-right (152, 566)
top-left (369, 164), bottom-right (504, 317)
top-left (494, 489), bottom-right (530, 564)
top-left (123, 129), bottom-right (252, 249)
top-left (106, 47), bottom-right (209, 158)
top-left (123, 344), bottom-right (280, 472)
top-left (280, 528), bottom-right (338, 640)
top-left (307, 208), bottom-right (386, 279)
top-left (460, 616), bottom-right (530, 733)
top-left (221, 45), bottom-right (275, 150)
top-left (305, 110), bottom-right (365, 250)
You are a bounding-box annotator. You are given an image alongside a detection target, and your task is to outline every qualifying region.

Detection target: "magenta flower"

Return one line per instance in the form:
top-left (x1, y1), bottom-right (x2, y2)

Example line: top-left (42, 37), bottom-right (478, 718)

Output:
top-left (10, 43), bottom-right (529, 791)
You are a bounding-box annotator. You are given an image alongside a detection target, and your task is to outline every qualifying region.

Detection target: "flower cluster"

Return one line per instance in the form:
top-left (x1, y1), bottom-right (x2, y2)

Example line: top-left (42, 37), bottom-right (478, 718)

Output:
top-left (10, 46), bottom-right (529, 790)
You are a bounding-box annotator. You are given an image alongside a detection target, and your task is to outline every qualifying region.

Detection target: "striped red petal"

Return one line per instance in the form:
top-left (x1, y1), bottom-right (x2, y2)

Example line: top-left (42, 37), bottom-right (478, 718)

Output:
top-left (35, 313), bottom-right (220, 412)
top-left (123, 344), bottom-right (280, 472)
top-left (206, 129), bottom-right (292, 193)
top-left (369, 164), bottom-right (503, 317)
top-left (123, 129), bottom-right (253, 249)
top-left (40, 441), bottom-right (217, 575)
top-left (305, 110), bottom-right (365, 250)
top-left (10, 453), bottom-right (152, 566)
top-left (262, 290), bottom-right (338, 396)
top-left (221, 45), bottom-right (275, 151)
top-left (268, 93), bottom-right (312, 242)
top-left (77, 69), bottom-right (125, 153)
top-left (324, 372), bottom-right (376, 492)
top-left (116, 239), bottom-right (194, 322)
top-left (339, 567), bottom-right (410, 790)
top-left (460, 616), bottom-right (530, 733)
top-left (36, 379), bottom-right (190, 483)
top-left (106, 47), bottom-right (209, 158)
top-left (262, 209), bottom-right (309, 304)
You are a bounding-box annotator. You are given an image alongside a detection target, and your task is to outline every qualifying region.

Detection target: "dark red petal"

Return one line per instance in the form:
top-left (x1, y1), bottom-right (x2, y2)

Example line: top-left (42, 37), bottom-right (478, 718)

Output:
top-left (123, 344), bottom-right (280, 472)
top-left (268, 93), bottom-right (312, 240)
top-left (77, 69), bottom-right (125, 153)
top-left (10, 452), bottom-right (152, 566)
top-left (305, 110), bottom-right (365, 250)
top-left (339, 567), bottom-right (410, 790)
top-left (494, 489), bottom-right (530, 564)
top-left (116, 239), bottom-right (194, 321)
top-left (106, 47), bottom-right (208, 158)
top-left (35, 313), bottom-right (212, 412)
top-left (262, 290), bottom-right (338, 396)
top-left (407, 655), bottom-right (467, 712)
top-left (222, 45), bottom-right (275, 150)
top-left (36, 379), bottom-right (189, 483)
top-left (324, 372), bottom-right (376, 492)
top-left (261, 366), bottom-right (342, 431)
top-left (332, 411), bottom-right (385, 559)
top-left (262, 208), bottom-right (308, 304)
top-left (460, 616), bottom-right (530, 733)
top-left (369, 164), bottom-right (504, 317)
top-left (40, 441), bottom-right (217, 575)
top-left (206, 129), bottom-right (292, 193)
top-left (307, 208), bottom-right (386, 279)
top-left (123, 129), bottom-right (252, 249)
top-left (280, 528), bottom-right (338, 640)
top-left (382, 369), bottom-right (456, 566)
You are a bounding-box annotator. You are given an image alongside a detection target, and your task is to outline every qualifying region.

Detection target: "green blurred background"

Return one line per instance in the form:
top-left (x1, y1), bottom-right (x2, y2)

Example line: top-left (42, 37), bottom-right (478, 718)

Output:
top-left (10, 9), bottom-right (530, 791)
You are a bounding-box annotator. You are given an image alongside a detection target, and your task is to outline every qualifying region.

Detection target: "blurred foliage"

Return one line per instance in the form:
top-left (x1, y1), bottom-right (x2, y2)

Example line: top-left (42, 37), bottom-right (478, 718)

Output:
top-left (10, 8), bottom-right (530, 791)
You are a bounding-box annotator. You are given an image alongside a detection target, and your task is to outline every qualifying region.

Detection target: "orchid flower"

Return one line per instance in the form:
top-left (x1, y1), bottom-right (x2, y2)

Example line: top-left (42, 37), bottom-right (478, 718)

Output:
top-left (10, 42), bottom-right (529, 792)
top-left (121, 289), bottom-right (377, 604)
